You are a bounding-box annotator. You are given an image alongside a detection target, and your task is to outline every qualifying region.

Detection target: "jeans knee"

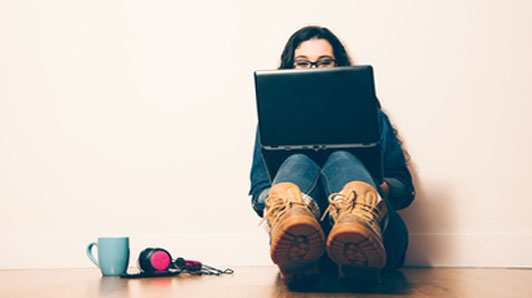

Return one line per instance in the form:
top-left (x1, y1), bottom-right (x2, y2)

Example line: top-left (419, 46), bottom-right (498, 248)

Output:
top-left (327, 150), bottom-right (362, 165)
top-left (282, 153), bottom-right (313, 166)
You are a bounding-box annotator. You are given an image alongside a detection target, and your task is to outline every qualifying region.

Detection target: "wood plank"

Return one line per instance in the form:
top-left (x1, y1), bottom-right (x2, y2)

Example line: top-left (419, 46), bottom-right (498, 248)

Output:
top-left (0, 266), bottom-right (531, 297)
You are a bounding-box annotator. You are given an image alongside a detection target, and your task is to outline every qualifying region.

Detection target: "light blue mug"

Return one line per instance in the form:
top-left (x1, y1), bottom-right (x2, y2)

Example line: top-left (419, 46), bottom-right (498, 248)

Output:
top-left (87, 237), bottom-right (130, 276)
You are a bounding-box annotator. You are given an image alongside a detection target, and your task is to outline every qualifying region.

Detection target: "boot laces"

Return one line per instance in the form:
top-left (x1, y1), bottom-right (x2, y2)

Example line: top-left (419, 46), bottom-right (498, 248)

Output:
top-left (259, 195), bottom-right (307, 229)
top-left (320, 190), bottom-right (382, 224)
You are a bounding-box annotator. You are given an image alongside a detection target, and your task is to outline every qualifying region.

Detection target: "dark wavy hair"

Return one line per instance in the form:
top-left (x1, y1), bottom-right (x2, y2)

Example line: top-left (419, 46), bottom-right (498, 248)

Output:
top-left (278, 26), bottom-right (412, 163)
top-left (279, 26), bottom-right (352, 69)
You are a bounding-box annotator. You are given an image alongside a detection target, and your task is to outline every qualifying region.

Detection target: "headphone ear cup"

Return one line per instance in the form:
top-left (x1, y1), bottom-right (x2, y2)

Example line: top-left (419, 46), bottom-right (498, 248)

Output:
top-left (138, 248), bottom-right (155, 272)
top-left (138, 248), bottom-right (173, 272)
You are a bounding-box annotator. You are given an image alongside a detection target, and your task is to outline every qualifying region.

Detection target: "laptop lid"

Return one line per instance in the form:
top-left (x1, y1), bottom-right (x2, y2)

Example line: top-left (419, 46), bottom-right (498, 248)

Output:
top-left (254, 65), bottom-right (380, 149)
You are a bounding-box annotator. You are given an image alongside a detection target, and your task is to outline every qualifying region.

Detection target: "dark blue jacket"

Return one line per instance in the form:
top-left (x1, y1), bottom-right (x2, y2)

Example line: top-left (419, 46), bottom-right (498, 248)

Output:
top-left (249, 110), bottom-right (415, 217)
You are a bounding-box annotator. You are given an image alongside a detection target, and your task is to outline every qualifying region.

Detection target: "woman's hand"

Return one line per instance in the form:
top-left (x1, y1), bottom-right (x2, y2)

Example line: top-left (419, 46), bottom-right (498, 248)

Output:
top-left (380, 181), bottom-right (389, 196)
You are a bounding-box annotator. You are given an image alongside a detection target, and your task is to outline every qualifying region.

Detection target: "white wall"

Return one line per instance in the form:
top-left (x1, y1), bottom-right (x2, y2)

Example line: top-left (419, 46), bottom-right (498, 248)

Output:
top-left (1, 0), bottom-right (531, 269)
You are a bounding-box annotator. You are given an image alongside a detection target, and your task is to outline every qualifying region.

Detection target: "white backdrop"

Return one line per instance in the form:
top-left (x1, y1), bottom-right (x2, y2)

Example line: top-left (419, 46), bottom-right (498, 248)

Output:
top-left (1, 0), bottom-right (531, 269)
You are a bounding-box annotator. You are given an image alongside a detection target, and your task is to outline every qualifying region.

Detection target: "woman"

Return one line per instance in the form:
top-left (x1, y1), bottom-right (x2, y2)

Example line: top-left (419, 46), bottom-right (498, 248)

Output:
top-left (249, 26), bottom-right (415, 289)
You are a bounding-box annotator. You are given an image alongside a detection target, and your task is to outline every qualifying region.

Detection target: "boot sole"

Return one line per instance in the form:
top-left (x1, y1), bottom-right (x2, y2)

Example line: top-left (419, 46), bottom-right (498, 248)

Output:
top-left (326, 221), bottom-right (386, 269)
top-left (270, 215), bottom-right (325, 287)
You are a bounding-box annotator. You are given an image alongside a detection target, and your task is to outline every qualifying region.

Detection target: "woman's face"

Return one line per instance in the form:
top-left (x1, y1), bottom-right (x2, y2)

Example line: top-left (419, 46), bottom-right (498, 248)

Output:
top-left (293, 38), bottom-right (336, 69)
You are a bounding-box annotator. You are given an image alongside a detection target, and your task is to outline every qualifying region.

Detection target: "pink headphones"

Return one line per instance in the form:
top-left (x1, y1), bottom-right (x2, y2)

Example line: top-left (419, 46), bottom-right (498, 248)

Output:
top-left (120, 247), bottom-right (233, 278)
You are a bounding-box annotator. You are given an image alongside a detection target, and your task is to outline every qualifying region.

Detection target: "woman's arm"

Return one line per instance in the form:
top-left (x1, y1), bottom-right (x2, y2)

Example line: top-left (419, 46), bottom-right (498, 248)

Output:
top-left (380, 181), bottom-right (390, 196)
top-left (379, 110), bottom-right (416, 210)
top-left (249, 128), bottom-right (272, 217)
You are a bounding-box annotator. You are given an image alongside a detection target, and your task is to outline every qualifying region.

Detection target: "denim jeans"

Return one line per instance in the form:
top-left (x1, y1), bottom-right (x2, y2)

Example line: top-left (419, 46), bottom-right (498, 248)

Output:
top-left (258, 150), bottom-right (408, 270)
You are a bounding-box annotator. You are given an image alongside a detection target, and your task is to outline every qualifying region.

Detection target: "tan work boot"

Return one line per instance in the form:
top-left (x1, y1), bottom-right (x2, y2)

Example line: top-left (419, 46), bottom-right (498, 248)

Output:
top-left (321, 181), bottom-right (388, 285)
top-left (261, 182), bottom-right (325, 289)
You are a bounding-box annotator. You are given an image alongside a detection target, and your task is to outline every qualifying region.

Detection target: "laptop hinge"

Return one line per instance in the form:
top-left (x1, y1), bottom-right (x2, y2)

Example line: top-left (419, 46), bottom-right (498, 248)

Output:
top-left (263, 143), bottom-right (379, 152)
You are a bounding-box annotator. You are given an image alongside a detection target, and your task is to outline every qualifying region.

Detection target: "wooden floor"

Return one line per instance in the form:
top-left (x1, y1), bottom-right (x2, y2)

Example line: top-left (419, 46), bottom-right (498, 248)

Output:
top-left (0, 266), bottom-right (531, 297)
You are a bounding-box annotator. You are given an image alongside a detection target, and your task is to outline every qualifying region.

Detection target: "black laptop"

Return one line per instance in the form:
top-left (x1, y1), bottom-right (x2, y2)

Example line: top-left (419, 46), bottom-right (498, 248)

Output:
top-left (254, 65), bottom-right (383, 184)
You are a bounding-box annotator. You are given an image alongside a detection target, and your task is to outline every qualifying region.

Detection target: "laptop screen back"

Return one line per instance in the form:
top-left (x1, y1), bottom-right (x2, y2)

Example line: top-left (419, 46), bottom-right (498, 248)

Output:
top-left (255, 66), bottom-right (379, 148)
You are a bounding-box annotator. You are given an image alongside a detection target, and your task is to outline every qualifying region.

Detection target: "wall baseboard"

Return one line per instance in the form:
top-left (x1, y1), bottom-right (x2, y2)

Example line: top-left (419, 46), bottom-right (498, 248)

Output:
top-left (405, 233), bottom-right (532, 268)
top-left (1, 233), bottom-right (531, 269)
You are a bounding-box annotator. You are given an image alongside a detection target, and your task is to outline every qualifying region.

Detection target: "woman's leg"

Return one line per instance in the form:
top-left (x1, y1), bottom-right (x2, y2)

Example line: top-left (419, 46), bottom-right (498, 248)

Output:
top-left (272, 153), bottom-right (324, 207)
top-left (262, 153), bottom-right (326, 288)
top-left (256, 153), bottom-right (325, 212)
top-left (320, 150), bottom-right (408, 271)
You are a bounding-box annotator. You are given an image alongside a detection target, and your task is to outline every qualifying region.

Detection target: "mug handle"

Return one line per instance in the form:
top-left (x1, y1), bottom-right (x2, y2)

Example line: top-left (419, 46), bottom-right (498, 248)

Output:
top-left (86, 242), bottom-right (100, 268)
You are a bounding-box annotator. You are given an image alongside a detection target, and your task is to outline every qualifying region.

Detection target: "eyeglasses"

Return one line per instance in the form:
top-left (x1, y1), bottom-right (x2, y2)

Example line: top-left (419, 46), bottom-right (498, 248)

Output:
top-left (293, 58), bottom-right (336, 69)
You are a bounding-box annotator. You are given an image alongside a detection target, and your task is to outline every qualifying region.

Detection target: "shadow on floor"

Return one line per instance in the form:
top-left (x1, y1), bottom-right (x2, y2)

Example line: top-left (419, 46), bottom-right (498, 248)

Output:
top-left (281, 269), bottom-right (411, 295)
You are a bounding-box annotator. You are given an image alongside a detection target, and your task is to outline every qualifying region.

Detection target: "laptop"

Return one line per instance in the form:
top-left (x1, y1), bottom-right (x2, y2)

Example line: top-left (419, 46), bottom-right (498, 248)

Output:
top-left (254, 65), bottom-right (383, 184)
